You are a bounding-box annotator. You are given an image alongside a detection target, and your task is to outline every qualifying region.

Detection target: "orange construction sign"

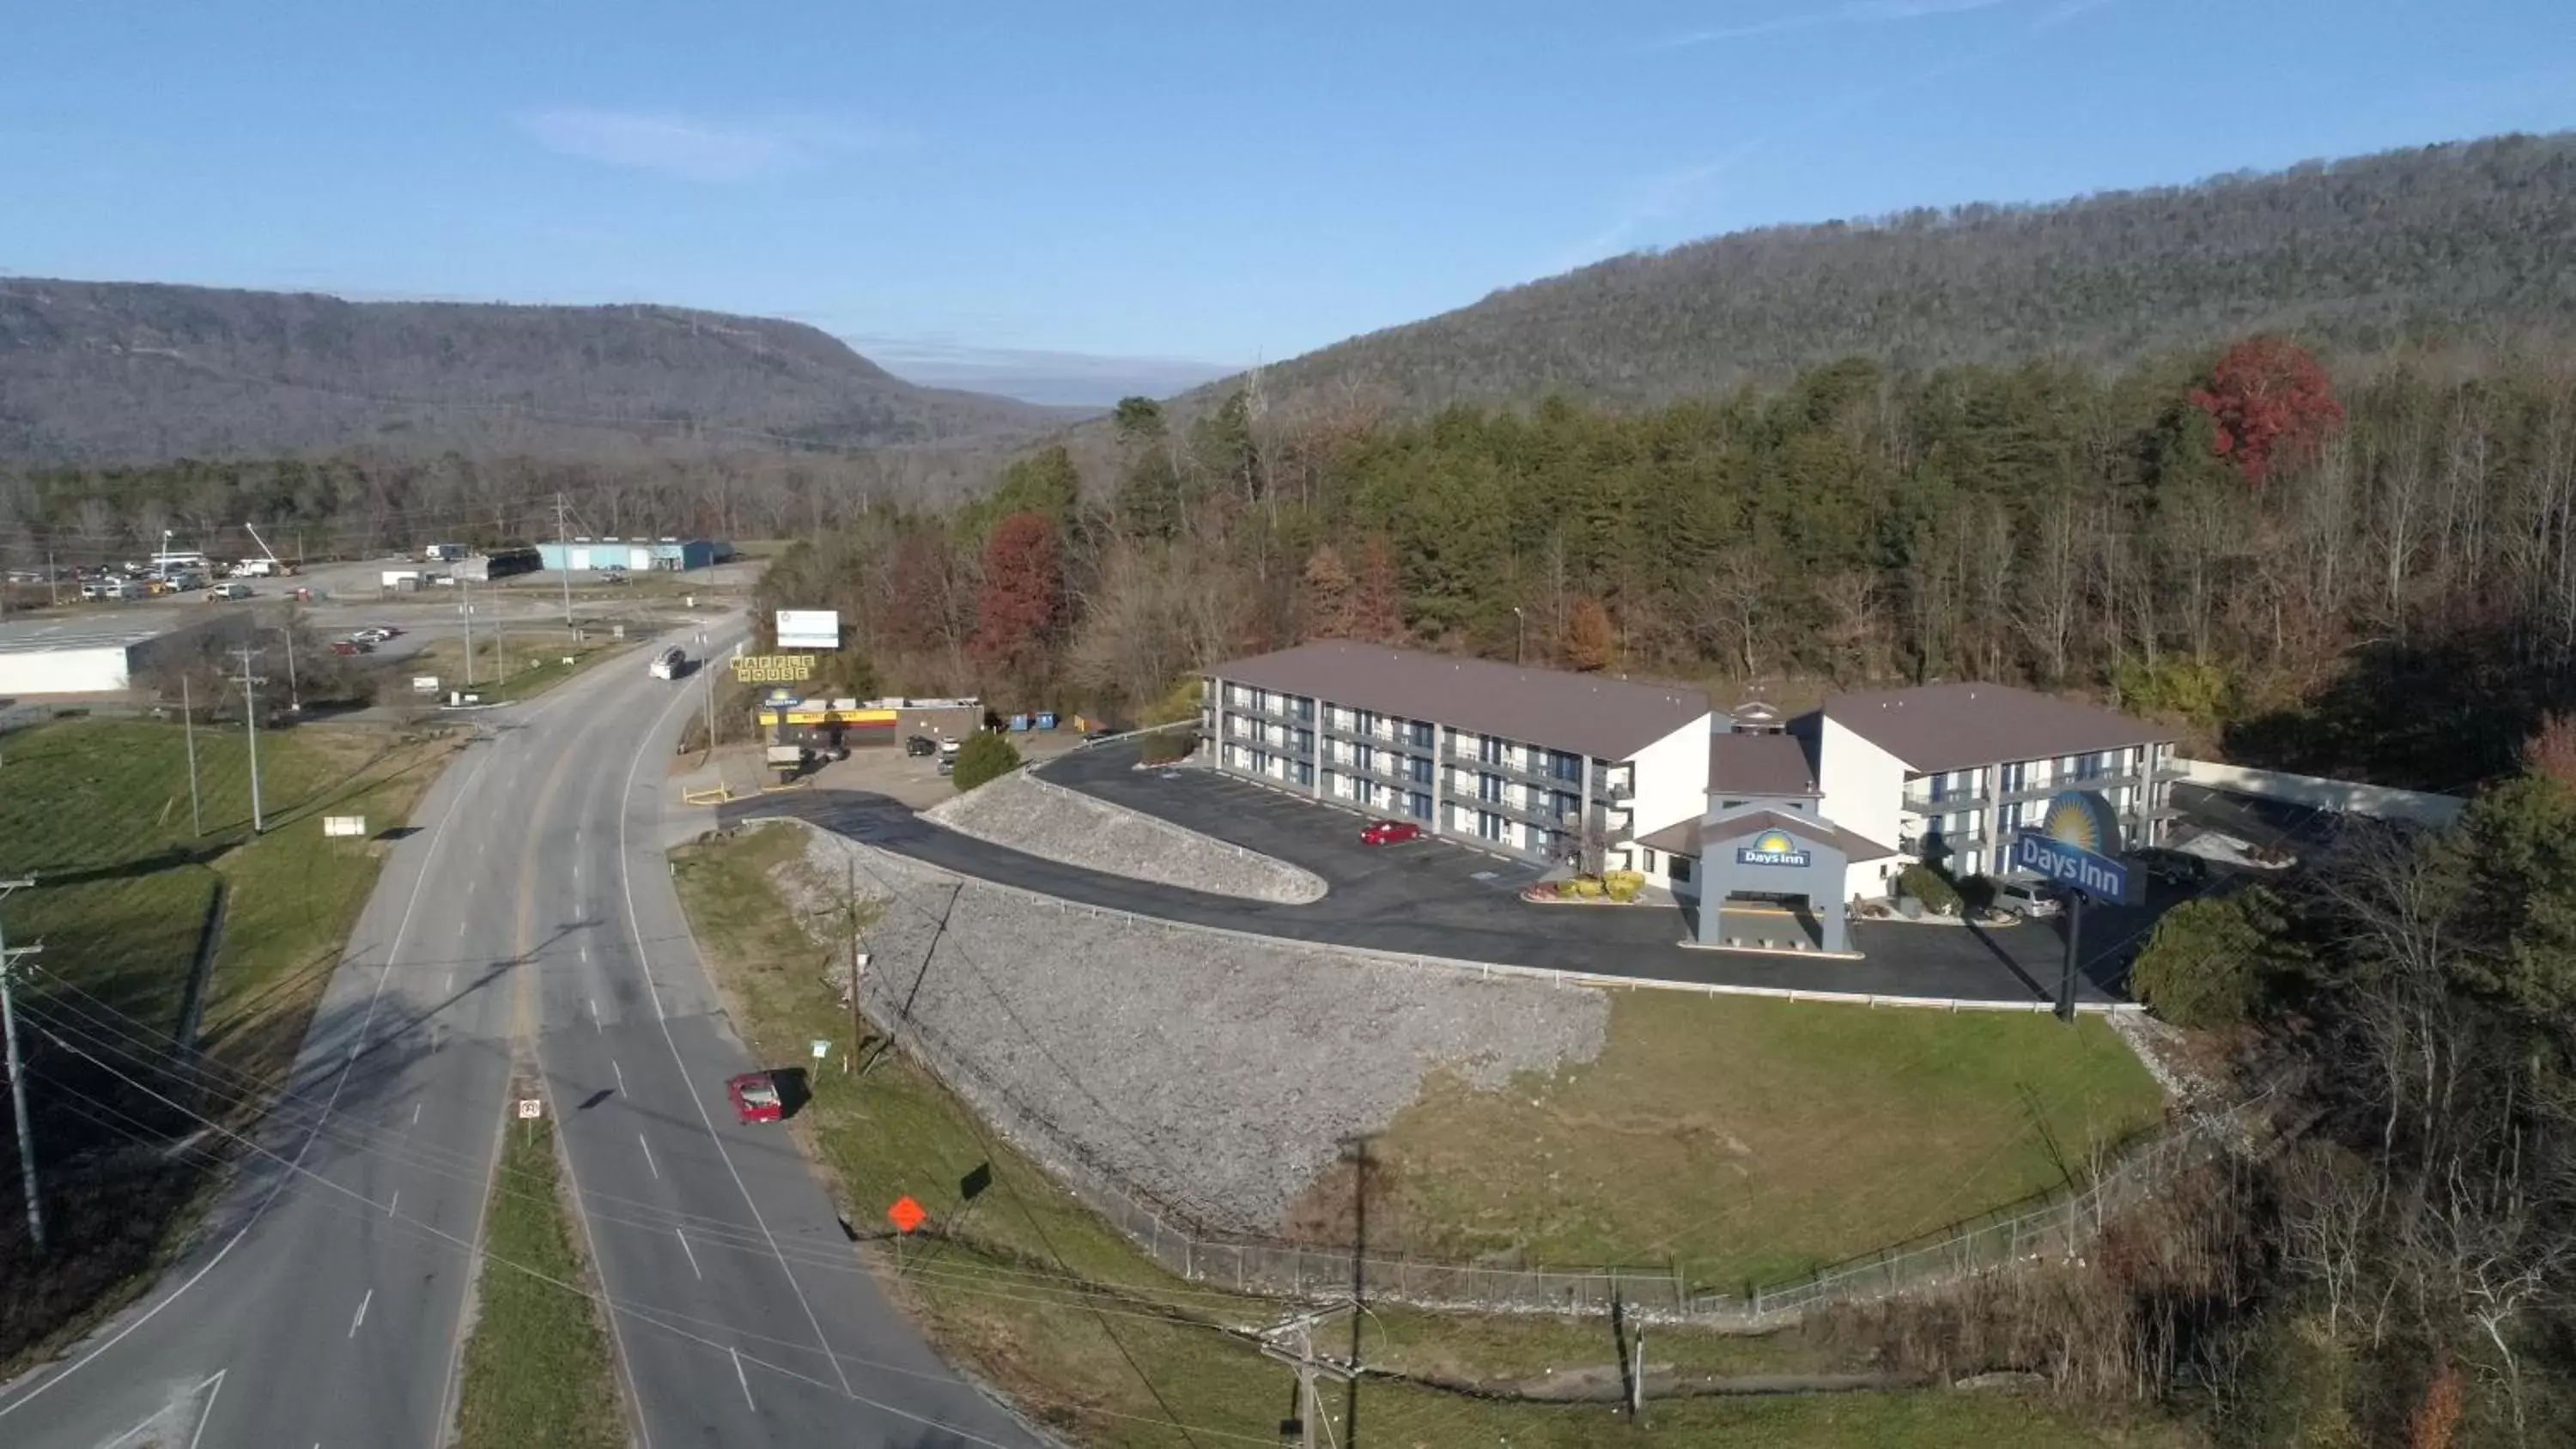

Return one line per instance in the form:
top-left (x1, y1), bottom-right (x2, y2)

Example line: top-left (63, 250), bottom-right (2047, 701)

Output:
top-left (888, 1195), bottom-right (926, 1234)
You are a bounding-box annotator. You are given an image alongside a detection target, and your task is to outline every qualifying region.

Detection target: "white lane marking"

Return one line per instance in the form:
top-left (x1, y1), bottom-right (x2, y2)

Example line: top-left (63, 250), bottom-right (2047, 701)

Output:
top-left (677, 1228), bottom-right (702, 1278)
top-left (185, 1369), bottom-right (225, 1449)
top-left (638, 1133), bottom-right (659, 1179)
top-left (411, 1101), bottom-right (422, 1125)
top-left (590, 996), bottom-right (601, 1033)
top-left (455, 922), bottom-right (468, 941)
top-left (0, 706), bottom-right (520, 1423)
top-left (347, 1288), bottom-right (373, 1337)
top-left (730, 1347), bottom-right (756, 1410)
top-left (616, 652), bottom-right (858, 1400)
top-left (387, 1190), bottom-right (400, 1218)
top-left (612, 1059), bottom-right (625, 1094)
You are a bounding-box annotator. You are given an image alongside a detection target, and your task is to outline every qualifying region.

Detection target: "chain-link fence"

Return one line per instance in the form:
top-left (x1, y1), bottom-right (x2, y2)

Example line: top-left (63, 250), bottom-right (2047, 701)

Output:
top-left (820, 824), bottom-right (2225, 1326)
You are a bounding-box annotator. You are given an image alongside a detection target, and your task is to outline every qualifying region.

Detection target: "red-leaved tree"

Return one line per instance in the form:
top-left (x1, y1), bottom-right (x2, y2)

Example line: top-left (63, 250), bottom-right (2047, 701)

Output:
top-left (1349, 536), bottom-right (1406, 645)
top-left (2188, 336), bottom-right (2345, 486)
top-left (1564, 597), bottom-right (1615, 671)
top-left (970, 512), bottom-right (1065, 681)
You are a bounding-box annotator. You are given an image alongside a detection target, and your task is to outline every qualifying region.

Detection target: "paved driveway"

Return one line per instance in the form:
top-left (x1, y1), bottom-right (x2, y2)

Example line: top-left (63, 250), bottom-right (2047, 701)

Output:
top-left (718, 744), bottom-right (2145, 1006)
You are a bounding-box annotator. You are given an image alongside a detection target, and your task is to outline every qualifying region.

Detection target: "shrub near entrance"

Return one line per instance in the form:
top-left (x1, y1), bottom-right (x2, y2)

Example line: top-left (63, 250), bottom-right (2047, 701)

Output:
top-left (951, 731), bottom-right (1021, 791)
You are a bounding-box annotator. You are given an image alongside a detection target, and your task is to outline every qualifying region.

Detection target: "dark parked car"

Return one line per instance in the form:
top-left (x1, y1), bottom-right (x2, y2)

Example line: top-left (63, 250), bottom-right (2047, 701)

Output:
top-left (904, 735), bottom-right (937, 757)
top-left (1359, 820), bottom-right (1423, 846)
top-left (2131, 846), bottom-right (2210, 888)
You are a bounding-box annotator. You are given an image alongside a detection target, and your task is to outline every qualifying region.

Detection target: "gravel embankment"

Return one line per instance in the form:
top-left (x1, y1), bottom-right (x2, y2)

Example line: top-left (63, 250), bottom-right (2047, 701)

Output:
top-left (922, 767), bottom-right (1327, 904)
top-left (771, 822), bottom-right (1607, 1235)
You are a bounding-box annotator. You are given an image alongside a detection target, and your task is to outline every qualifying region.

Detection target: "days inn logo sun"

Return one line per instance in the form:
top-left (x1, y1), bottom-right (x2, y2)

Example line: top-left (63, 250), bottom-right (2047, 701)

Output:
top-left (2039, 791), bottom-right (2123, 855)
top-left (1736, 828), bottom-right (1812, 869)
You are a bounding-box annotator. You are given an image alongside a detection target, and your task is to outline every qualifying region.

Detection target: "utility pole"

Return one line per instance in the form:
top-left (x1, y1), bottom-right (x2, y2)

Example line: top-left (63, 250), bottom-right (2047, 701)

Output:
top-left (460, 573), bottom-right (475, 688)
top-left (232, 646), bottom-right (267, 833)
top-left (46, 549), bottom-right (57, 608)
top-left (180, 673), bottom-right (204, 836)
top-left (556, 492), bottom-right (574, 627)
top-left (279, 606), bottom-right (301, 714)
top-left (1258, 1304), bottom-right (1354, 1449)
top-left (1342, 1135), bottom-right (1373, 1446)
top-left (2, 877), bottom-right (45, 1253)
top-left (845, 856), bottom-right (868, 1071)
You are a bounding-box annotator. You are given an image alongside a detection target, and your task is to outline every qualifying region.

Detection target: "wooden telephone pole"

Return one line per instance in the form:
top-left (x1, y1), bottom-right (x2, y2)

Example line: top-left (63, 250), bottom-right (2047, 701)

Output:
top-left (1258, 1302), bottom-right (1355, 1448)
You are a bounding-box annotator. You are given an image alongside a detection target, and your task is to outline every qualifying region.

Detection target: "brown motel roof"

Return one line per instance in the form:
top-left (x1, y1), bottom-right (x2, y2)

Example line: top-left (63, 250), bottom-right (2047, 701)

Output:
top-left (1709, 731), bottom-right (1818, 797)
top-left (1210, 640), bottom-right (1710, 761)
top-left (1636, 807), bottom-right (1895, 863)
top-left (1822, 682), bottom-right (2175, 772)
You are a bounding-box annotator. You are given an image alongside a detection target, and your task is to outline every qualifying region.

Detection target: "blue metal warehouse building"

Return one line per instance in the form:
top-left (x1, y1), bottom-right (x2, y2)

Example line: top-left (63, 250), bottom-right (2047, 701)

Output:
top-left (537, 537), bottom-right (730, 572)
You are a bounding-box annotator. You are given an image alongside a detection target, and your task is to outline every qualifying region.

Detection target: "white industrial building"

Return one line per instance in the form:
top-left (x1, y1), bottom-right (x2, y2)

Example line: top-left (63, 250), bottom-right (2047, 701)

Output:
top-left (0, 615), bottom-right (245, 695)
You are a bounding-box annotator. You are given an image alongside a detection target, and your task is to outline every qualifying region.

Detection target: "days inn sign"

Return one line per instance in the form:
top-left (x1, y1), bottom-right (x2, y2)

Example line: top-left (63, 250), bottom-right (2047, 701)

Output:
top-left (1736, 828), bottom-right (1812, 870)
top-left (2011, 790), bottom-right (2136, 903)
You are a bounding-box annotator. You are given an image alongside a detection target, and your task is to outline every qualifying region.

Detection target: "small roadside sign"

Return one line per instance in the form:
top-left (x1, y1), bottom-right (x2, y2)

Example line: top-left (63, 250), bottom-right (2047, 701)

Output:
top-left (888, 1196), bottom-right (926, 1234)
top-left (517, 1099), bottom-right (543, 1119)
top-left (323, 815), bottom-right (368, 838)
top-left (810, 1038), bottom-right (831, 1060)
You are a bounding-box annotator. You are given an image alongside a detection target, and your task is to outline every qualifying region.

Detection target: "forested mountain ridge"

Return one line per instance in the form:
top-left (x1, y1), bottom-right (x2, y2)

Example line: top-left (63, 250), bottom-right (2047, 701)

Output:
top-left (1159, 132), bottom-right (2576, 421)
top-left (0, 279), bottom-right (1087, 465)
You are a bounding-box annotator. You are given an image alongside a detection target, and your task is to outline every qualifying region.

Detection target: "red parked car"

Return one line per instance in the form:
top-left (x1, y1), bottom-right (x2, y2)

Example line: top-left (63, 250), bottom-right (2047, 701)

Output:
top-left (726, 1071), bottom-right (783, 1124)
top-left (1358, 820), bottom-right (1422, 846)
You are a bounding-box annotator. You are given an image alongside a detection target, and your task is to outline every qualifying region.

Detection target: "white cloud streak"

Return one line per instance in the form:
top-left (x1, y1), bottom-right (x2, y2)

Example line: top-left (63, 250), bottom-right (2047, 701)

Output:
top-left (516, 108), bottom-right (897, 183)
top-left (1645, 0), bottom-right (2009, 52)
top-left (1552, 141), bottom-right (1766, 272)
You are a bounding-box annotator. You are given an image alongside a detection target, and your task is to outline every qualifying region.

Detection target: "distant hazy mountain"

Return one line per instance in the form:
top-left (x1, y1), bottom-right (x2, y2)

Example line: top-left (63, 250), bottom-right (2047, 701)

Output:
top-left (0, 280), bottom-right (1087, 465)
top-left (1160, 132), bottom-right (2576, 419)
top-left (858, 337), bottom-right (1236, 408)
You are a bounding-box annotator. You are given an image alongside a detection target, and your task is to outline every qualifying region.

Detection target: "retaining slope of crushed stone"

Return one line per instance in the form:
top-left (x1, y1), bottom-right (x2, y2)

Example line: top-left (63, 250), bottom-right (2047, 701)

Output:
top-left (773, 822), bottom-right (1607, 1235)
top-left (921, 767), bottom-right (1327, 904)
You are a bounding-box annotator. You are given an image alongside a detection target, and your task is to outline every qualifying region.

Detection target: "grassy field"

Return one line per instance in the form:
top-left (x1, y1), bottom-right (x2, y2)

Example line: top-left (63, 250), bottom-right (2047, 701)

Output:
top-left (1303, 991), bottom-right (2168, 1290)
top-left (404, 627), bottom-right (624, 704)
top-left (671, 822), bottom-right (2201, 1449)
top-left (452, 1106), bottom-right (629, 1449)
top-left (0, 716), bottom-right (459, 1367)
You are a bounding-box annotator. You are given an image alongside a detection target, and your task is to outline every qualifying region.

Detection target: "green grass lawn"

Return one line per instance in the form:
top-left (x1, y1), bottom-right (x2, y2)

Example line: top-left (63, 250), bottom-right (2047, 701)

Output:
top-left (1303, 990), bottom-right (2167, 1292)
top-left (405, 627), bottom-right (625, 704)
top-left (671, 822), bottom-right (2200, 1449)
top-left (453, 1109), bottom-right (628, 1449)
top-left (0, 716), bottom-right (458, 1367)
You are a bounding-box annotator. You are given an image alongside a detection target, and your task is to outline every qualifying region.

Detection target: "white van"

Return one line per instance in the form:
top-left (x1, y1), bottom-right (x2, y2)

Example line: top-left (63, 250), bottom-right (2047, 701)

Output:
top-left (649, 646), bottom-right (687, 681)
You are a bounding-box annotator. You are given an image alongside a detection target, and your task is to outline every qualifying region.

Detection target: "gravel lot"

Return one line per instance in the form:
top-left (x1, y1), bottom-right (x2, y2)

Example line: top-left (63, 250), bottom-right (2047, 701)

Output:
top-left (922, 767), bottom-right (1327, 904)
top-left (772, 821), bottom-right (1607, 1235)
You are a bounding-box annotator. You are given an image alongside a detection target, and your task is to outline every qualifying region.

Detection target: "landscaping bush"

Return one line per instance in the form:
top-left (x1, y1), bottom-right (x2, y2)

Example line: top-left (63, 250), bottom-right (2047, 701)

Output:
top-left (2129, 887), bottom-right (2295, 1028)
top-left (951, 731), bottom-right (1022, 792)
top-left (1138, 730), bottom-right (1197, 766)
top-left (1603, 869), bottom-right (1644, 902)
top-left (1897, 863), bottom-right (1962, 914)
top-left (1571, 876), bottom-right (1605, 899)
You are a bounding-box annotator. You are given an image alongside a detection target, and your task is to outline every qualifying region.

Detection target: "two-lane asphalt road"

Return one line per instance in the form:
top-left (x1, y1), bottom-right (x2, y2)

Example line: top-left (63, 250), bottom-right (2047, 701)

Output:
top-left (0, 624), bottom-right (1041, 1448)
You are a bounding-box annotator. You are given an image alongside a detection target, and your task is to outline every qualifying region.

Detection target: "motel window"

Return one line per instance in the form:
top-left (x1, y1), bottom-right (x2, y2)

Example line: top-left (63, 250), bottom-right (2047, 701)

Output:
top-left (1672, 858), bottom-right (1692, 883)
top-left (1552, 751), bottom-right (1582, 782)
top-left (1641, 847), bottom-right (1658, 872)
top-left (1478, 735), bottom-right (1504, 765)
top-left (1411, 721), bottom-right (1435, 749)
top-left (1479, 773), bottom-right (1503, 803)
top-left (1998, 761), bottom-right (2028, 794)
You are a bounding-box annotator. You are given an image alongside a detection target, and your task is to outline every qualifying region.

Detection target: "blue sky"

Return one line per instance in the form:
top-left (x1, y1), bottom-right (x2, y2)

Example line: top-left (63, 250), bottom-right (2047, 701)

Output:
top-left (3, 0), bottom-right (2570, 396)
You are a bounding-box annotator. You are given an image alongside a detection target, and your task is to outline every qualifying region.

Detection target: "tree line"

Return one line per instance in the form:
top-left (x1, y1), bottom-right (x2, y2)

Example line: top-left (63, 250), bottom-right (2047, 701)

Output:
top-left (756, 335), bottom-right (2576, 793)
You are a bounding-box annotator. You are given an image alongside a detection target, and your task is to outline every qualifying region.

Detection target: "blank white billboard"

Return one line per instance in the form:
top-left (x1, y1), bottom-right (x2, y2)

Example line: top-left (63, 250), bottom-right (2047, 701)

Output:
top-left (775, 609), bottom-right (841, 650)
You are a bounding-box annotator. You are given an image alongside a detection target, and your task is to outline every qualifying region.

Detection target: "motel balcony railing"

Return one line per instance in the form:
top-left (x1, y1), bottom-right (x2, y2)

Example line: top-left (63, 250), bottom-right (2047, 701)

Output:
top-left (1901, 785), bottom-right (1991, 813)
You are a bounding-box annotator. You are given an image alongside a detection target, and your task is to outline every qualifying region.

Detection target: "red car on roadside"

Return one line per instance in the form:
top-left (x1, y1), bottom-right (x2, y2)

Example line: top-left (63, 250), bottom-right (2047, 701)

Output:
top-left (726, 1071), bottom-right (783, 1124)
top-left (1358, 819), bottom-right (1422, 846)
